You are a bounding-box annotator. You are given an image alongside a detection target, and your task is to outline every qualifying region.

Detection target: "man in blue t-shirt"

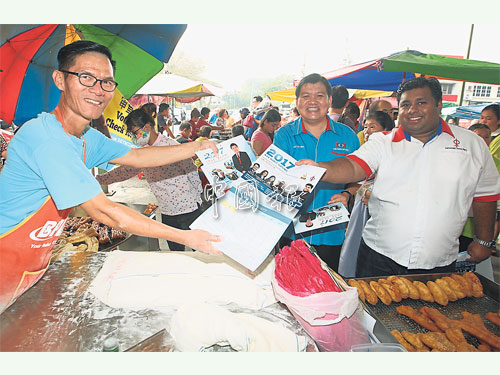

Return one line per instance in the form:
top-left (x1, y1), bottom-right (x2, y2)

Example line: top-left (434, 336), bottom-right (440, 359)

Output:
top-left (0, 40), bottom-right (221, 314)
top-left (273, 73), bottom-right (360, 271)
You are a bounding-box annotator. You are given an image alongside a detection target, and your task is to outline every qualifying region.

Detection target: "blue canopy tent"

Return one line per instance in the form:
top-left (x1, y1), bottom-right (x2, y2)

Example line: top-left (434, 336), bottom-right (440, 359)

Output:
top-left (441, 102), bottom-right (499, 120)
top-left (321, 59), bottom-right (417, 91)
top-left (301, 50), bottom-right (500, 93)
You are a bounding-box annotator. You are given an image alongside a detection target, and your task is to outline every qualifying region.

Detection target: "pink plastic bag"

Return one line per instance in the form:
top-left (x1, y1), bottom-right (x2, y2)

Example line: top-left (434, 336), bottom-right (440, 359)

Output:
top-left (242, 114), bottom-right (254, 128)
top-left (272, 269), bottom-right (370, 352)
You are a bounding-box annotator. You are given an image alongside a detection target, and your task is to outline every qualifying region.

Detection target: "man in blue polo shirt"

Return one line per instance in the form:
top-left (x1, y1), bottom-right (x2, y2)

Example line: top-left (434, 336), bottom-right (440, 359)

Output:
top-left (273, 73), bottom-right (360, 271)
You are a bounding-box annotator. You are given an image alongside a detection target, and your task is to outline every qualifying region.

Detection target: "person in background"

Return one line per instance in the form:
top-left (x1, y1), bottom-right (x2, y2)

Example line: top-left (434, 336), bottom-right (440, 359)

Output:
top-left (289, 107), bottom-right (300, 123)
top-left (225, 110), bottom-right (236, 129)
top-left (344, 102), bottom-right (361, 131)
top-left (97, 109), bottom-right (204, 252)
top-left (448, 117), bottom-right (457, 126)
top-left (0, 40), bottom-right (221, 314)
top-left (328, 85), bottom-right (356, 131)
top-left (480, 105), bottom-right (500, 207)
top-left (480, 104), bottom-right (500, 141)
top-left (199, 107), bottom-right (224, 133)
top-left (209, 108), bottom-right (219, 125)
top-left (216, 108), bottom-right (229, 128)
top-left (189, 108), bottom-right (202, 140)
top-left (469, 123), bottom-right (492, 146)
top-left (231, 124), bottom-right (245, 138)
top-left (458, 122), bottom-right (499, 281)
top-left (175, 122), bottom-right (192, 144)
top-left (157, 103), bottom-right (174, 138)
top-left (273, 73), bottom-right (360, 271)
top-left (245, 96), bottom-right (264, 140)
top-left (297, 77), bottom-right (500, 277)
top-left (368, 99), bottom-right (394, 117)
top-left (90, 114), bottom-right (111, 138)
top-left (233, 107), bottom-right (250, 126)
top-left (363, 110), bottom-right (395, 143)
top-left (251, 108), bottom-right (281, 156)
top-left (198, 107), bottom-right (211, 129)
top-left (357, 99), bottom-right (395, 145)
top-left (140, 102), bottom-right (157, 125)
top-left (197, 125), bottom-right (213, 141)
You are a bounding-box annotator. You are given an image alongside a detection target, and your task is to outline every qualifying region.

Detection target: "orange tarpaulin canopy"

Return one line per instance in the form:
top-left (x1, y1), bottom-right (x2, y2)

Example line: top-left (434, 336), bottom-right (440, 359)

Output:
top-left (266, 87), bottom-right (393, 103)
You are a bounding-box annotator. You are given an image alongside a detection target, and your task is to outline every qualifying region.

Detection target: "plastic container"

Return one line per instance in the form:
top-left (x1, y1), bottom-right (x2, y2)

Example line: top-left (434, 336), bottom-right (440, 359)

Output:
top-left (350, 343), bottom-right (407, 352)
top-left (102, 337), bottom-right (120, 352)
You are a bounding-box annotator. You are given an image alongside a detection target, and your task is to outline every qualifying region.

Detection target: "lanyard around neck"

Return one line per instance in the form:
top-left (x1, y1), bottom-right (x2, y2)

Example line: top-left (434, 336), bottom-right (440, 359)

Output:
top-left (54, 106), bottom-right (87, 163)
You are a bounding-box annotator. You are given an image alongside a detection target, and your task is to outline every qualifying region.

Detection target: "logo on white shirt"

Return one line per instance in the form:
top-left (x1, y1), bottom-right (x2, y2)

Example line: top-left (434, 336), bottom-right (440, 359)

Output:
top-left (445, 138), bottom-right (467, 152)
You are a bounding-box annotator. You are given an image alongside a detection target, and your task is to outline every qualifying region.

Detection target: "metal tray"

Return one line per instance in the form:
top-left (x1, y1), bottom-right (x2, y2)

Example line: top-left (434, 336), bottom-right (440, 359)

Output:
top-left (66, 202), bottom-right (157, 252)
top-left (97, 234), bottom-right (131, 252)
top-left (353, 272), bottom-right (500, 345)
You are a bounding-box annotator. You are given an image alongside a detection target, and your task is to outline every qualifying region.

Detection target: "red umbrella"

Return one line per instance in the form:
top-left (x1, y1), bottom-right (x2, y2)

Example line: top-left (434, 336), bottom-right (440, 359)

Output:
top-left (0, 24), bottom-right (187, 125)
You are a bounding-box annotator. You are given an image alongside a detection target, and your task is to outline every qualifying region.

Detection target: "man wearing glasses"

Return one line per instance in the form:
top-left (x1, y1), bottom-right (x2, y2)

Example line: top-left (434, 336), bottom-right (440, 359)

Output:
top-left (0, 40), bottom-right (221, 314)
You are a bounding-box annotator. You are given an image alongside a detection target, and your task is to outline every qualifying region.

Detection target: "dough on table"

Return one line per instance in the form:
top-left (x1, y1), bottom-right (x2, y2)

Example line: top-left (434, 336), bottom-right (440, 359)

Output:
top-left (89, 251), bottom-right (276, 310)
top-left (170, 302), bottom-right (309, 352)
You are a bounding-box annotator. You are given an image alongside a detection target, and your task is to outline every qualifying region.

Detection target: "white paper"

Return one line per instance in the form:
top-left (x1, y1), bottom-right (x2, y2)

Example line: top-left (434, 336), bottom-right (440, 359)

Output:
top-left (191, 144), bottom-right (325, 271)
top-left (195, 135), bottom-right (257, 197)
top-left (293, 202), bottom-right (350, 234)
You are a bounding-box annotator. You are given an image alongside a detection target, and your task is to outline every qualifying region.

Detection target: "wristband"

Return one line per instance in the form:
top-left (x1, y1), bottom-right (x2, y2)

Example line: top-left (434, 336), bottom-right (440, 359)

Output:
top-left (472, 237), bottom-right (496, 249)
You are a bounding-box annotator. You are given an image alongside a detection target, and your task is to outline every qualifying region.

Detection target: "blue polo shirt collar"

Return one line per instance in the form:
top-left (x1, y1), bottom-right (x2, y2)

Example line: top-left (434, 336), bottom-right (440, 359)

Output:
top-left (298, 116), bottom-right (333, 135)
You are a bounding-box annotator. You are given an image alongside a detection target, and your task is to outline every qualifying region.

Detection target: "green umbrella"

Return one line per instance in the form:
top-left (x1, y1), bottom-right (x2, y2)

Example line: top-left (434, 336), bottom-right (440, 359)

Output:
top-left (381, 50), bottom-right (500, 85)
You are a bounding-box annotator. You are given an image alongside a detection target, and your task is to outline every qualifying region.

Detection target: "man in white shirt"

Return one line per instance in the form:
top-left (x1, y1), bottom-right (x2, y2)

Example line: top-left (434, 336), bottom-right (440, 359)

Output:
top-left (298, 77), bottom-right (500, 277)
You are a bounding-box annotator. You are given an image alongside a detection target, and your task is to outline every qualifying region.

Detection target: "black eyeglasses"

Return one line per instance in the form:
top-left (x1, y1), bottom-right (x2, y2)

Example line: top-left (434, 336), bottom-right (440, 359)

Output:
top-left (60, 70), bottom-right (118, 92)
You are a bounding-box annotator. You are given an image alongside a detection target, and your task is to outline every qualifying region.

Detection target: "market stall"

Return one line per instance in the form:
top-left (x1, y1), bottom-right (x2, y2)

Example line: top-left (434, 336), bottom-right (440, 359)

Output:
top-left (2, 238), bottom-right (498, 352)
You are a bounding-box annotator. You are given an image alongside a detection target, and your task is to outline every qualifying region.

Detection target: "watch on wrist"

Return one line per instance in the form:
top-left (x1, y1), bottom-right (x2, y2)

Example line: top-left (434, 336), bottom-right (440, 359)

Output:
top-left (472, 237), bottom-right (496, 249)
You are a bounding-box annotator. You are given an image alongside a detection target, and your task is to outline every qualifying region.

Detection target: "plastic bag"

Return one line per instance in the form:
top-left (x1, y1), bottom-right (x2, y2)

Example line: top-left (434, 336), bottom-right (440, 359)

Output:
top-left (272, 265), bottom-right (370, 351)
top-left (243, 115), bottom-right (254, 128)
top-left (338, 194), bottom-right (370, 278)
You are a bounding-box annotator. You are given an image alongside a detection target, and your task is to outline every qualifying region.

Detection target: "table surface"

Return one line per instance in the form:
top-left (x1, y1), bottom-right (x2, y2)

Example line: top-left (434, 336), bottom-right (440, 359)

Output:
top-left (0, 250), bottom-right (317, 352)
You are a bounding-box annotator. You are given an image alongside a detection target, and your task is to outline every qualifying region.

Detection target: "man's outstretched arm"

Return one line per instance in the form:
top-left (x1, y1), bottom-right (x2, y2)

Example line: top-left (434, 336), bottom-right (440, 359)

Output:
top-left (297, 157), bottom-right (367, 184)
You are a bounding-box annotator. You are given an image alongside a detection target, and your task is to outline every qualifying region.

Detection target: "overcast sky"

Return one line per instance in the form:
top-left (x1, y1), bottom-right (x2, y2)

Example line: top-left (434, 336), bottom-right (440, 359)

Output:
top-left (5, 0), bottom-right (499, 93)
top-left (175, 24), bottom-right (498, 90)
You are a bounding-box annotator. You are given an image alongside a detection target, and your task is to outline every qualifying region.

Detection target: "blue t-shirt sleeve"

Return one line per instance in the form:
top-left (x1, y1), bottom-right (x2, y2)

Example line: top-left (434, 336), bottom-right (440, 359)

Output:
top-left (34, 141), bottom-right (104, 210)
top-left (35, 128), bottom-right (131, 210)
top-left (82, 127), bottom-right (131, 169)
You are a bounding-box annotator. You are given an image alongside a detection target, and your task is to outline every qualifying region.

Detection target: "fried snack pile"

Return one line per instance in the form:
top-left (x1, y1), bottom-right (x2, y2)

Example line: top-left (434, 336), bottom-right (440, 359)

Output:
top-left (485, 311), bottom-right (500, 327)
top-left (347, 273), bottom-right (484, 306)
top-left (144, 203), bottom-right (158, 214)
top-left (51, 216), bottom-right (127, 262)
top-left (392, 305), bottom-right (500, 352)
top-left (275, 240), bottom-right (341, 297)
top-left (51, 225), bottom-right (99, 262)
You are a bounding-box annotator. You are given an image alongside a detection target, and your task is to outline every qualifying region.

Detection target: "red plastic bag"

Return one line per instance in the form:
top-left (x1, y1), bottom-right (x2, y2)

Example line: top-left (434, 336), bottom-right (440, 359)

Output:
top-left (272, 240), bottom-right (370, 351)
top-left (242, 115), bottom-right (254, 128)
